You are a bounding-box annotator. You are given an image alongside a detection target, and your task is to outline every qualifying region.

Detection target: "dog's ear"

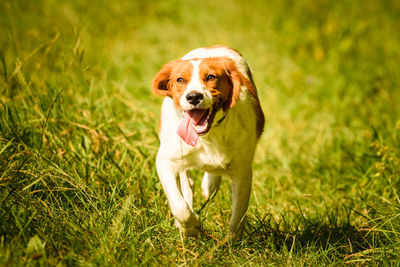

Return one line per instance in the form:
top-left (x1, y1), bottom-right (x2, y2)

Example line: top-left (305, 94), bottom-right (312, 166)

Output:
top-left (151, 61), bottom-right (177, 97)
top-left (224, 61), bottom-right (243, 109)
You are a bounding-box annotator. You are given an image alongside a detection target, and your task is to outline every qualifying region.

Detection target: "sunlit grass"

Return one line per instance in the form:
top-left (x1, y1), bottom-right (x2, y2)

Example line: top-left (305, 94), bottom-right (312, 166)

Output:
top-left (1, 0), bottom-right (399, 265)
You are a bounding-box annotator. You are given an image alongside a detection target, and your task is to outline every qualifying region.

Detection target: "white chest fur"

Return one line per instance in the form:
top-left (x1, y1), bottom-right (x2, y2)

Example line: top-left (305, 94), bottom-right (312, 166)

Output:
top-left (157, 89), bottom-right (257, 176)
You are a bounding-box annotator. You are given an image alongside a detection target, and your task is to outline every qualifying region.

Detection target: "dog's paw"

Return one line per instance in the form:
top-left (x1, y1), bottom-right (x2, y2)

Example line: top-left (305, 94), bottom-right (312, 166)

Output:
top-left (179, 225), bottom-right (200, 237)
top-left (175, 214), bottom-right (201, 237)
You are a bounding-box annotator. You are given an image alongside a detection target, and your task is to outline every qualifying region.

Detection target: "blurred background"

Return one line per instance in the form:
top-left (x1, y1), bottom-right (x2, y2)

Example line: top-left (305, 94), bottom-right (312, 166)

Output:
top-left (1, 0), bottom-right (399, 265)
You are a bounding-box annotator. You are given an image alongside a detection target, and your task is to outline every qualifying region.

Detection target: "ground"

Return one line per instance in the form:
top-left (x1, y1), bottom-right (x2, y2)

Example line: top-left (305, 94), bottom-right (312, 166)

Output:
top-left (0, 0), bottom-right (399, 265)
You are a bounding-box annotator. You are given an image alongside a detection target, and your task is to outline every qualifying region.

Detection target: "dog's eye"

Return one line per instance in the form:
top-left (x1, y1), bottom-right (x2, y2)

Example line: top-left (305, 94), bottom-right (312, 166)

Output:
top-left (205, 74), bottom-right (216, 82)
top-left (177, 77), bottom-right (185, 83)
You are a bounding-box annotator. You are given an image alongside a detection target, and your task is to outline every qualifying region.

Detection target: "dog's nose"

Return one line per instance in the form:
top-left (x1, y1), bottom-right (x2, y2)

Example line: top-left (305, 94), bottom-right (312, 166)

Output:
top-left (186, 92), bottom-right (203, 106)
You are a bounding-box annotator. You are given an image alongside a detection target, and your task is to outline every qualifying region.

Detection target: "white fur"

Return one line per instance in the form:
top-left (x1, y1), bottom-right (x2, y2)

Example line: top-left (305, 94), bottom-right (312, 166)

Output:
top-left (156, 46), bottom-right (260, 237)
top-left (179, 60), bottom-right (213, 110)
top-left (181, 46), bottom-right (251, 81)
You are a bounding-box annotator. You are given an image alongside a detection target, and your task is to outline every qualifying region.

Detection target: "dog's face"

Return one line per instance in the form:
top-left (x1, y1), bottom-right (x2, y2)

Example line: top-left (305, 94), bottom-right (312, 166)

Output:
top-left (152, 57), bottom-right (242, 143)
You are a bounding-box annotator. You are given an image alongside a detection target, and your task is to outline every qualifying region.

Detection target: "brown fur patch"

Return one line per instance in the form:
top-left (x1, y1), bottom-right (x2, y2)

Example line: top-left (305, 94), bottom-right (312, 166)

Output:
top-left (199, 57), bottom-right (265, 137)
top-left (152, 60), bottom-right (194, 108)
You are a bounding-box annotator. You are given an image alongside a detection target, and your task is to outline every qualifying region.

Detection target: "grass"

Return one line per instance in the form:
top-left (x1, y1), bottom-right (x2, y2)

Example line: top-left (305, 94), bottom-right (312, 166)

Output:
top-left (1, 0), bottom-right (399, 265)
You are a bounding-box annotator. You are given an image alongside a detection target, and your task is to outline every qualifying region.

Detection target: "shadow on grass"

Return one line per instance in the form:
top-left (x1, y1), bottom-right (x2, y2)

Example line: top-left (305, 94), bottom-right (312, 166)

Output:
top-left (241, 211), bottom-right (390, 261)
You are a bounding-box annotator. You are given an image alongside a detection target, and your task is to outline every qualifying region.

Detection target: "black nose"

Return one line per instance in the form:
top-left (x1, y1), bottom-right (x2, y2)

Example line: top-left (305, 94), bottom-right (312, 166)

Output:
top-left (186, 92), bottom-right (203, 106)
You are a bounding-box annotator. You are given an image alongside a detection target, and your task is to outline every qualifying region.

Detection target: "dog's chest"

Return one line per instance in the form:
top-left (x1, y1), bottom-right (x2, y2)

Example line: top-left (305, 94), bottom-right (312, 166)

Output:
top-left (184, 139), bottom-right (232, 173)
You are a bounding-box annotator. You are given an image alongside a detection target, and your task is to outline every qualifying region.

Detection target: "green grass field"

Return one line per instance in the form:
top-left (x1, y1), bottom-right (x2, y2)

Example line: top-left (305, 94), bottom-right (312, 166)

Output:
top-left (1, 0), bottom-right (400, 265)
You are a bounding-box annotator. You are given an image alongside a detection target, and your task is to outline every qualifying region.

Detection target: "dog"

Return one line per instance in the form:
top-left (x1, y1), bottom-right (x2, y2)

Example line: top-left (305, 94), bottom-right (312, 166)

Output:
top-left (151, 45), bottom-right (265, 237)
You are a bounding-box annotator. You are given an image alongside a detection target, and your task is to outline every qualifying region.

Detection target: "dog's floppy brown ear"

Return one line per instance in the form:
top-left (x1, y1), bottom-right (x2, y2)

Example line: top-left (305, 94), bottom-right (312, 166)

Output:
top-left (151, 61), bottom-right (177, 97)
top-left (225, 61), bottom-right (243, 109)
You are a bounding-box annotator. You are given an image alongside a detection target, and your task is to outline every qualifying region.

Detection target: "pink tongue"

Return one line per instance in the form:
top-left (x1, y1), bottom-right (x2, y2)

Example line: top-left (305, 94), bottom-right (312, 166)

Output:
top-left (177, 109), bottom-right (207, 146)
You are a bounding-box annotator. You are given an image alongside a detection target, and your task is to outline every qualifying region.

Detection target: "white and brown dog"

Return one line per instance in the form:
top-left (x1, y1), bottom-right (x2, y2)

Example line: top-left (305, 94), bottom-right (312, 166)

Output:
top-left (152, 46), bottom-right (264, 237)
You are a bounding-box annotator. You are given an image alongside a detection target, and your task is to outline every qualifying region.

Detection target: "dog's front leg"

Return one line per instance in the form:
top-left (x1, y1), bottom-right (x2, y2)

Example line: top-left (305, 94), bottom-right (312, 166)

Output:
top-left (156, 158), bottom-right (200, 236)
top-left (179, 171), bottom-right (194, 210)
top-left (229, 167), bottom-right (253, 238)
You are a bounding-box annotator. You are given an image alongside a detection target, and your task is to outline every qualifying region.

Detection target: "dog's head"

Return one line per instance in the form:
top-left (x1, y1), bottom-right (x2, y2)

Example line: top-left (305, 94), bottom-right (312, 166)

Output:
top-left (152, 57), bottom-right (243, 146)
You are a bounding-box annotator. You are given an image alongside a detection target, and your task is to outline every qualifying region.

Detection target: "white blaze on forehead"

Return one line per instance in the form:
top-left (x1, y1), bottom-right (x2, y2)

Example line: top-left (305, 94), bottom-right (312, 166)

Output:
top-left (181, 47), bottom-right (250, 80)
top-left (179, 59), bottom-right (212, 110)
top-left (182, 47), bottom-right (236, 60)
top-left (186, 60), bottom-right (203, 91)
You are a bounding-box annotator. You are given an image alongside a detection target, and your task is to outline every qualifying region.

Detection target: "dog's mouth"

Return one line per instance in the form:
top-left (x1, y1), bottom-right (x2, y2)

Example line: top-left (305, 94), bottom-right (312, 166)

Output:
top-left (189, 107), bottom-right (216, 135)
top-left (177, 107), bottom-right (218, 146)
